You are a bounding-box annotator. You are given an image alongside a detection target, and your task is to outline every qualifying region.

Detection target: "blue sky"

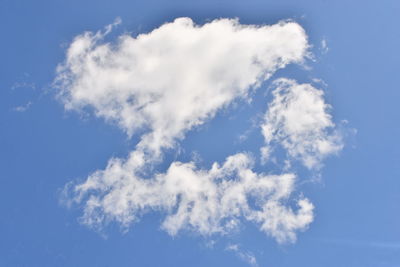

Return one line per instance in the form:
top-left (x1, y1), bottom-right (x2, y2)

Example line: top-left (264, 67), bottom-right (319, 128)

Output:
top-left (1, 0), bottom-right (400, 266)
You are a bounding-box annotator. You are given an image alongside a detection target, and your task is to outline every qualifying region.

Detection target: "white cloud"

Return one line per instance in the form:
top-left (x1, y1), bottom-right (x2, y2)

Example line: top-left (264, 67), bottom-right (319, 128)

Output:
top-left (226, 244), bottom-right (258, 266)
top-left (12, 101), bottom-right (32, 112)
top-left (56, 18), bottom-right (324, 244)
top-left (55, 17), bottom-right (309, 157)
top-left (261, 78), bottom-right (343, 169)
top-left (68, 153), bottom-right (313, 243)
top-left (321, 38), bottom-right (329, 54)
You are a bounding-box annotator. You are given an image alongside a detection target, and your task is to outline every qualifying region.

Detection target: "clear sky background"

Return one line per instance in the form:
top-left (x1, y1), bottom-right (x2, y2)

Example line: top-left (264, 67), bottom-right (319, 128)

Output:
top-left (1, 0), bottom-right (400, 266)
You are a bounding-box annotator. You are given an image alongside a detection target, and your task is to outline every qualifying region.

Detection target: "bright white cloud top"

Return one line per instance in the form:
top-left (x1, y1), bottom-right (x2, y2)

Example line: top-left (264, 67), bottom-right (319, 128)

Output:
top-left (56, 17), bottom-right (308, 156)
top-left (56, 18), bottom-right (342, 244)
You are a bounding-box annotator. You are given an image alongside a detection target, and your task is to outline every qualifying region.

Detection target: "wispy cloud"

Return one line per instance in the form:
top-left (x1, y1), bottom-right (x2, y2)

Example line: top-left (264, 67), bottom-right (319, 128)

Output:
top-left (11, 81), bottom-right (36, 91)
top-left (65, 152), bottom-right (313, 243)
top-left (12, 101), bottom-right (32, 112)
top-left (226, 244), bottom-right (258, 266)
top-left (321, 38), bottom-right (329, 54)
top-left (261, 78), bottom-right (343, 169)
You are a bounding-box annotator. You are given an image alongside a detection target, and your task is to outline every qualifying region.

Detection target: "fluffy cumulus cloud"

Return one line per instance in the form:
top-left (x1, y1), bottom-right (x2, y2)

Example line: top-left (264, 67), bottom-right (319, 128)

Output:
top-left (70, 152), bottom-right (313, 243)
top-left (56, 18), bottom-right (341, 244)
top-left (55, 17), bottom-right (309, 156)
top-left (261, 78), bottom-right (343, 169)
